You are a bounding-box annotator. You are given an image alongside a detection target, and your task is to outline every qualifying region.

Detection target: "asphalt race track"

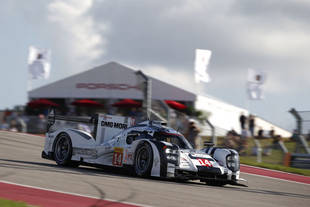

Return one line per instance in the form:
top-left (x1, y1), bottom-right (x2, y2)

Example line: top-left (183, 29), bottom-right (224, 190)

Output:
top-left (0, 131), bottom-right (309, 207)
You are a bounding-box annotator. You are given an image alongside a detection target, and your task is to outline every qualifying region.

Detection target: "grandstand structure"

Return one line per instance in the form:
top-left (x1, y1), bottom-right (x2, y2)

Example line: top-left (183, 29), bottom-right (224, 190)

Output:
top-left (28, 61), bottom-right (292, 137)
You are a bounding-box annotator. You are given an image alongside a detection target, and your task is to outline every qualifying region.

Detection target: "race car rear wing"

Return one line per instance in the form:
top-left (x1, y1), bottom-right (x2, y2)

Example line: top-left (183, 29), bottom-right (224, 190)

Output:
top-left (47, 108), bottom-right (98, 129)
top-left (47, 108), bottom-right (99, 138)
top-left (47, 108), bottom-right (135, 144)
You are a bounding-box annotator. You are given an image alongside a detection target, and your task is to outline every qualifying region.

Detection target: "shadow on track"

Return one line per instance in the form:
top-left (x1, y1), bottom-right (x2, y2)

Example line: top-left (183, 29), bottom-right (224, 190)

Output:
top-left (0, 137), bottom-right (42, 148)
top-left (0, 158), bottom-right (138, 207)
top-left (1, 158), bottom-right (309, 201)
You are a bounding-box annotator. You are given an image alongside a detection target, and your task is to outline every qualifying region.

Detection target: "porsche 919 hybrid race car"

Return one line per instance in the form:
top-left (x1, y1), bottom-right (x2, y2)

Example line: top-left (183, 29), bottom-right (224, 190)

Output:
top-left (42, 111), bottom-right (246, 186)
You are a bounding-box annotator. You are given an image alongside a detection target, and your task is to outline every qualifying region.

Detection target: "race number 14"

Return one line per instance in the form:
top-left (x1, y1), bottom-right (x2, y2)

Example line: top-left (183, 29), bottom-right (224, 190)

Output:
top-left (113, 147), bottom-right (124, 166)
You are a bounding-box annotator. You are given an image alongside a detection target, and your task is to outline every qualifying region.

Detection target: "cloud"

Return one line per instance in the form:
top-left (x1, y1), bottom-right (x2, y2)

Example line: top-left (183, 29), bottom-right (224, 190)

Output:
top-left (128, 63), bottom-right (197, 93)
top-left (88, 0), bottom-right (310, 99)
top-left (1, 0), bottom-right (309, 130)
top-left (47, 0), bottom-right (107, 67)
top-left (230, 0), bottom-right (310, 25)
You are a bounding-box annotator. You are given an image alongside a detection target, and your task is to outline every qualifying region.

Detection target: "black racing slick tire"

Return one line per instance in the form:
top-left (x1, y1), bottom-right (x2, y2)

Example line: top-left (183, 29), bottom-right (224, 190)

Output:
top-left (134, 142), bottom-right (153, 177)
top-left (53, 133), bottom-right (75, 166)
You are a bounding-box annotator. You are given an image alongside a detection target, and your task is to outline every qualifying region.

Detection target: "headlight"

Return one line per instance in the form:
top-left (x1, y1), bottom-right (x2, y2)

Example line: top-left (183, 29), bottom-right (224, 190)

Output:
top-left (165, 147), bottom-right (179, 163)
top-left (165, 148), bottom-right (177, 154)
top-left (226, 154), bottom-right (240, 172)
top-left (167, 155), bottom-right (177, 161)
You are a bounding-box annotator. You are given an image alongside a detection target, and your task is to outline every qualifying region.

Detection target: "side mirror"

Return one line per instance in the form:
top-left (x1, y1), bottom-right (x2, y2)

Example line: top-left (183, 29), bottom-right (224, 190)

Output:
top-left (126, 136), bottom-right (133, 145)
top-left (126, 133), bottom-right (139, 145)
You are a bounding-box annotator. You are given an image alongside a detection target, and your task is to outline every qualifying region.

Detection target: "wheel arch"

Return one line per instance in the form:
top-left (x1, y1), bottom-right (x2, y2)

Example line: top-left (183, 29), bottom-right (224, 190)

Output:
top-left (53, 131), bottom-right (75, 166)
top-left (135, 140), bottom-right (167, 178)
top-left (52, 131), bottom-right (71, 152)
top-left (133, 141), bottom-right (154, 176)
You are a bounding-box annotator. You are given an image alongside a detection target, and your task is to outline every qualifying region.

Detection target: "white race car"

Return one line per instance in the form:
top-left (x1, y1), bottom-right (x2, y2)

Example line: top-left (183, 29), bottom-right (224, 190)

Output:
top-left (42, 111), bottom-right (246, 186)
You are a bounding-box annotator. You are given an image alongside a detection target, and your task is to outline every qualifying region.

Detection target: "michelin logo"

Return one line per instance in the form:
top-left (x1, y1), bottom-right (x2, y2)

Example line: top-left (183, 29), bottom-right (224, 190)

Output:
top-left (101, 121), bottom-right (128, 129)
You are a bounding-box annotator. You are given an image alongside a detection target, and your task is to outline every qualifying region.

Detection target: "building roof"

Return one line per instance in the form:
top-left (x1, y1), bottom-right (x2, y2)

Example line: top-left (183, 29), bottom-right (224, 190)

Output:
top-left (28, 62), bottom-right (196, 101)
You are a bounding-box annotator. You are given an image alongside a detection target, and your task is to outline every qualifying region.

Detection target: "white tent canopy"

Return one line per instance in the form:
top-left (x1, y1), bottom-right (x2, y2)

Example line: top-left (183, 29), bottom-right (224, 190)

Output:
top-left (28, 62), bottom-right (196, 101)
top-left (196, 95), bottom-right (292, 137)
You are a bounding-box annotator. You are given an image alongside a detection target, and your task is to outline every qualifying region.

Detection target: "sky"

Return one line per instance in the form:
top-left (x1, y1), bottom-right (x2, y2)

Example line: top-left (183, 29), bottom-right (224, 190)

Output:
top-left (0, 0), bottom-right (309, 131)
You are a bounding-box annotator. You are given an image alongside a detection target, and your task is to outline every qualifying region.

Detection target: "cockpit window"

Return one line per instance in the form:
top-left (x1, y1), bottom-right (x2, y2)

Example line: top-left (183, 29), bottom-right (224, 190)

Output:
top-left (155, 132), bottom-right (193, 149)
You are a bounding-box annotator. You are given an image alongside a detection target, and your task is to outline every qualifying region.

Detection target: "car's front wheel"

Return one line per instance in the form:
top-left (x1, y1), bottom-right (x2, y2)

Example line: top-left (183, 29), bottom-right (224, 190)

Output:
top-left (134, 142), bottom-right (153, 177)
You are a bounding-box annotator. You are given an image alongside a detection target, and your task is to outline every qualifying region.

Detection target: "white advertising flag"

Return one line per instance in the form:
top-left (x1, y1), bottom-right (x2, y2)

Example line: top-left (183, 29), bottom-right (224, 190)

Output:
top-left (28, 46), bottom-right (51, 79)
top-left (247, 68), bottom-right (266, 100)
top-left (194, 49), bottom-right (212, 83)
top-left (248, 68), bottom-right (265, 84)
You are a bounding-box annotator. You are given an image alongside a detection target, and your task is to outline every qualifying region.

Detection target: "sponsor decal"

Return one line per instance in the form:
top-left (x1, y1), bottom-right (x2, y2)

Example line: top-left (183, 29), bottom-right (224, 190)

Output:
top-left (130, 118), bottom-right (136, 126)
top-left (180, 157), bottom-right (189, 163)
top-left (180, 157), bottom-right (190, 167)
top-left (76, 83), bottom-right (140, 90)
top-left (101, 121), bottom-right (128, 129)
top-left (124, 149), bottom-right (133, 163)
top-left (101, 114), bottom-right (112, 120)
top-left (112, 147), bottom-right (124, 166)
top-left (198, 158), bottom-right (212, 167)
top-left (73, 148), bottom-right (97, 157)
top-left (190, 153), bottom-right (208, 158)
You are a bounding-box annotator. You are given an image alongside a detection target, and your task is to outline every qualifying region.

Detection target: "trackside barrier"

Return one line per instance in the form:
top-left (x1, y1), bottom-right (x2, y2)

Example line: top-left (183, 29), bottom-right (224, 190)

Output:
top-left (150, 108), bottom-right (167, 123)
top-left (284, 153), bottom-right (310, 169)
top-left (205, 119), bottom-right (216, 146)
top-left (283, 153), bottom-right (291, 167)
top-left (159, 100), bottom-right (171, 127)
top-left (135, 70), bottom-right (152, 119)
top-left (289, 108), bottom-right (310, 154)
top-left (278, 141), bottom-right (288, 154)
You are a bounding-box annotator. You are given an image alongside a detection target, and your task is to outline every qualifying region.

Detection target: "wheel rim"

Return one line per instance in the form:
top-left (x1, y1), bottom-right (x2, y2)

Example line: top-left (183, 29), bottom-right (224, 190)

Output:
top-left (136, 146), bottom-right (150, 173)
top-left (55, 136), bottom-right (70, 162)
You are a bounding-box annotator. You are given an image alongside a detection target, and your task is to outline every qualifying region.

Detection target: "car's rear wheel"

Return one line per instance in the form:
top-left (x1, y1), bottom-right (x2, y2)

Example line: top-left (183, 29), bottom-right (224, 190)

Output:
top-left (134, 142), bottom-right (153, 177)
top-left (54, 133), bottom-right (75, 166)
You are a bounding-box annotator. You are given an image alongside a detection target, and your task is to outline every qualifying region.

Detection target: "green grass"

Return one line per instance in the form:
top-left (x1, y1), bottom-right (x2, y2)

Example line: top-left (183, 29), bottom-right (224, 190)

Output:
top-left (0, 198), bottom-right (30, 207)
top-left (203, 136), bottom-right (310, 176)
top-left (240, 156), bottom-right (310, 176)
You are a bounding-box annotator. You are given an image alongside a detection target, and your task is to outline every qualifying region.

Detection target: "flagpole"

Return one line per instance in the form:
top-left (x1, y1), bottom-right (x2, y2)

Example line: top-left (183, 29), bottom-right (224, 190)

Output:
top-left (27, 46), bottom-right (33, 93)
top-left (245, 82), bottom-right (250, 115)
top-left (194, 73), bottom-right (200, 96)
top-left (27, 74), bottom-right (32, 92)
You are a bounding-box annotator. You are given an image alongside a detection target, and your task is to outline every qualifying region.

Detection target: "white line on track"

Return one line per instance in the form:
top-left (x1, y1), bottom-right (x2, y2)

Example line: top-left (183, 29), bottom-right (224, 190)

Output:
top-left (241, 172), bottom-right (310, 186)
top-left (241, 164), bottom-right (310, 178)
top-left (0, 180), bottom-right (152, 207)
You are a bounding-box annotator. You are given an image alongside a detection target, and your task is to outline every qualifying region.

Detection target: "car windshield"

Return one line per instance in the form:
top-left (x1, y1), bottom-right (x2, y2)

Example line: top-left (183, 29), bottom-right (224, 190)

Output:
top-left (156, 132), bottom-right (193, 149)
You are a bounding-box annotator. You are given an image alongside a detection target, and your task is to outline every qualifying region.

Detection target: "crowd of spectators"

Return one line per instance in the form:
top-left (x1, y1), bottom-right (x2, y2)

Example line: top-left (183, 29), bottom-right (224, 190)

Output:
top-left (223, 113), bottom-right (285, 156)
top-left (0, 110), bottom-right (27, 132)
top-left (3, 106), bottom-right (307, 154)
top-left (0, 109), bottom-right (47, 133)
